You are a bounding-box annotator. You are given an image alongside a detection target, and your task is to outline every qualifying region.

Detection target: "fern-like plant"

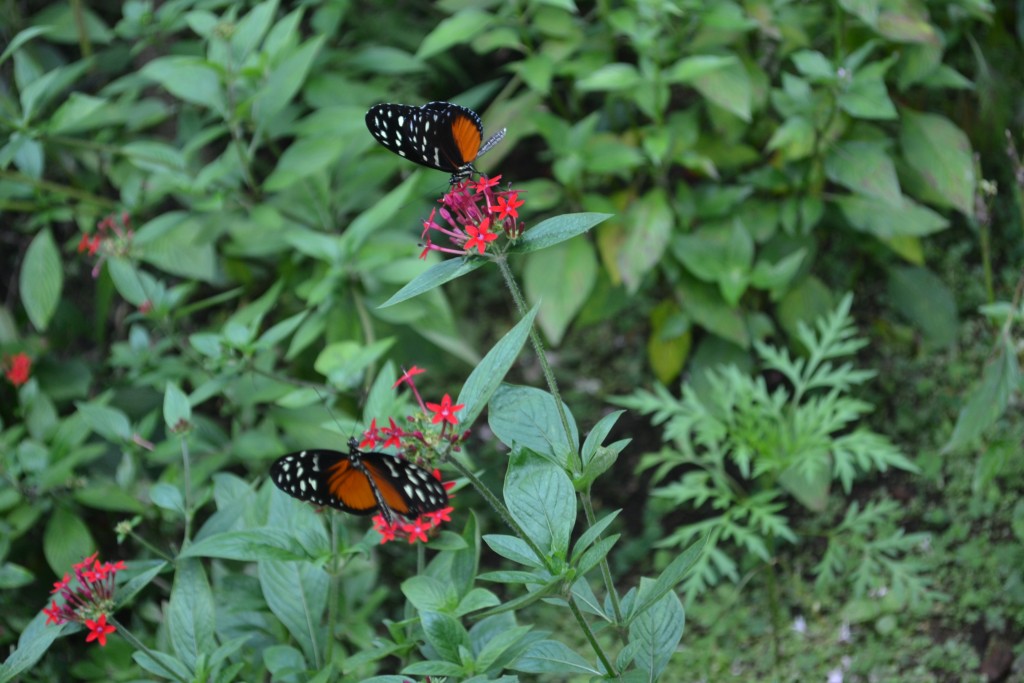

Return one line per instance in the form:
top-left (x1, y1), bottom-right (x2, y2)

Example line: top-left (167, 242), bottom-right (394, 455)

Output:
top-left (616, 294), bottom-right (925, 603)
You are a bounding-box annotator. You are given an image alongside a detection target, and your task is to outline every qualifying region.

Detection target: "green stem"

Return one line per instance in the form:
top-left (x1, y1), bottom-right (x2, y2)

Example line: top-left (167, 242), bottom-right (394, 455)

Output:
top-left (494, 255), bottom-right (578, 467)
top-left (109, 616), bottom-right (187, 682)
top-left (180, 437), bottom-right (193, 545)
top-left (444, 457), bottom-right (546, 564)
top-left (566, 594), bottom-right (618, 679)
top-left (581, 491), bottom-right (624, 626)
top-left (127, 531), bottom-right (175, 564)
top-left (0, 169), bottom-right (118, 208)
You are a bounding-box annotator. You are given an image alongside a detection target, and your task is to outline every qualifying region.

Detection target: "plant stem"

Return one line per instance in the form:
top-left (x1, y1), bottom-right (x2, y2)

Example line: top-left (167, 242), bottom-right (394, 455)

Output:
top-left (109, 616), bottom-right (187, 682)
top-left (494, 255), bottom-right (578, 466)
top-left (567, 594), bottom-right (618, 679)
top-left (444, 456), bottom-right (546, 564)
top-left (179, 437), bottom-right (193, 544)
top-left (580, 491), bottom-right (624, 626)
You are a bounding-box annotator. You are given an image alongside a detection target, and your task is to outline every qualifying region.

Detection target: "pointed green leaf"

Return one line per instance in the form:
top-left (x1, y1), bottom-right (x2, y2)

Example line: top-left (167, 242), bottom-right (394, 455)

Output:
top-left (514, 213), bottom-right (612, 253)
top-left (380, 257), bottom-right (486, 308)
top-left (457, 304), bottom-right (539, 426)
top-left (168, 559), bottom-right (215, 671)
top-left (19, 229), bottom-right (62, 331)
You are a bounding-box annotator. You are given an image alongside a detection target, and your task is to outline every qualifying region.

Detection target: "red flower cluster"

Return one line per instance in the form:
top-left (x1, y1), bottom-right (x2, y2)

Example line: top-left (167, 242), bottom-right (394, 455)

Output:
top-left (359, 366), bottom-right (466, 544)
top-left (4, 353), bottom-right (31, 387)
top-left (76, 212), bottom-right (133, 278)
top-left (43, 553), bottom-right (125, 646)
top-left (420, 175), bottom-right (525, 259)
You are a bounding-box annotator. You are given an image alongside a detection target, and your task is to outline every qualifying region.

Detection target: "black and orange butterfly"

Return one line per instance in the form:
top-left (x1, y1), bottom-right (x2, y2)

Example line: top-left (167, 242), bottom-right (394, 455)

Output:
top-left (365, 101), bottom-right (506, 184)
top-left (270, 438), bottom-right (448, 524)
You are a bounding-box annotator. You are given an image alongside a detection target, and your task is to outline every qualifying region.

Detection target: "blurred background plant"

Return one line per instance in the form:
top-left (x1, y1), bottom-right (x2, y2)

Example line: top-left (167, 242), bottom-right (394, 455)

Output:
top-left (1, 0), bottom-right (1022, 680)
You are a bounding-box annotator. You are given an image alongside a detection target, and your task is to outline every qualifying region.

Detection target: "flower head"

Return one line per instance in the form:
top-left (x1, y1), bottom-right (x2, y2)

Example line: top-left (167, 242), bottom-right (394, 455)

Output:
top-left (419, 178), bottom-right (525, 258)
top-left (4, 353), bottom-right (31, 387)
top-left (42, 553), bottom-right (125, 647)
top-left (78, 212), bottom-right (134, 278)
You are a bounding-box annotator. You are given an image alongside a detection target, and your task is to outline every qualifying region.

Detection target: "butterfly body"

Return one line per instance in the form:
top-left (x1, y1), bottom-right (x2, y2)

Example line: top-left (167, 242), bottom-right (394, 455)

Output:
top-left (270, 438), bottom-right (448, 522)
top-left (365, 101), bottom-right (506, 183)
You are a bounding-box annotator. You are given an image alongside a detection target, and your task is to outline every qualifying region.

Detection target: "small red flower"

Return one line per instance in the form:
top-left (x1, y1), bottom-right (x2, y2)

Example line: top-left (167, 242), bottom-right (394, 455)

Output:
top-left (381, 417), bottom-right (404, 450)
top-left (489, 192), bottom-right (524, 220)
top-left (425, 394), bottom-right (464, 426)
top-left (403, 519), bottom-right (429, 544)
top-left (360, 418), bottom-right (379, 449)
top-left (84, 614), bottom-right (116, 646)
top-left (4, 353), bottom-right (31, 387)
top-left (393, 365), bottom-right (426, 389)
top-left (464, 218), bottom-right (498, 254)
top-left (474, 174), bottom-right (501, 192)
top-left (43, 600), bottom-right (63, 625)
top-left (51, 574), bottom-right (71, 594)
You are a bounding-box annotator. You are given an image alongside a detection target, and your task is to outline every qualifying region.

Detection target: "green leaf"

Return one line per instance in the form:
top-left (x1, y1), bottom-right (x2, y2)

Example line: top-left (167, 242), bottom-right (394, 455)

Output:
top-left (524, 239), bottom-right (597, 345)
top-left (135, 213), bottom-right (218, 282)
top-left (0, 26), bottom-right (51, 67)
top-left (674, 273), bottom-right (750, 348)
top-left (674, 221), bottom-right (754, 306)
top-left (163, 381), bottom-right (192, 431)
top-left (150, 483), bottom-right (185, 514)
top-left (168, 559), bottom-right (215, 672)
top-left (43, 507), bottom-right (95, 578)
top-left (504, 451), bottom-right (575, 556)
top-left (19, 229), bottom-right (63, 331)
top-left (627, 588), bottom-right (686, 680)
top-left (178, 529), bottom-right (307, 561)
top-left (253, 35), bottom-right (325, 127)
top-left (141, 57), bottom-right (225, 114)
top-left (420, 610), bottom-right (470, 663)
top-left (836, 194), bottom-right (948, 239)
top-left (231, 0), bottom-right (278, 61)
top-left (825, 141), bottom-right (902, 206)
top-left (514, 213), bottom-right (612, 253)
top-left (571, 506), bottom-right (620, 557)
top-left (628, 537), bottom-right (706, 622)
top-left (512, 639), bottom-right (600, 675)
top-left (314, 338), bottom-right (395, 390)
top-left (417, 10), bottom-right (492, 59)
top-left (380, 257), bottom-right (486, 308)
top-left (76, 401), bottom-right (132, 441)
top-left (116, 561), bottom-right (169, 608)
top-left (48, 93), bottom-right (110, 134)
top-left (402, 575), bottom-right (457, 613)
top-left (668, 55), bottom-right (751, 120)
top-left (264, 134), bottom-right (345, 191)
top-left (900, 109), bottom-right (975, 215)
top-left (577, 63), bottom-right (642, 91)
top-left (483, 534), bottom-right (544, 568)
top-left (580, 410), bottom-right (624, 468)
top-left (259, 558), bottom-right (329, 665)
top-left (943, 337), bottom-right (1020, 454)
top-left (886, 266), bottom-right (958, 349)
top-left (611, 191), bottom-right (673, 294)
top-left (0, 563), bottom-right (33, 589)
top-left (457, 304), bottom-right (539, 427)
top-left (839, 57), bottom-right (898, 120)
top-left (488, 384), bottom-right (579, 465)
top-left (0, 612), bottom-right (71, 683)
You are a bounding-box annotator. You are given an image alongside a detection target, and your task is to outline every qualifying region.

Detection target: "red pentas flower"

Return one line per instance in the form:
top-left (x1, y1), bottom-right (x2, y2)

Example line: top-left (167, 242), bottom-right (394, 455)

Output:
top-left (43, 553), bottom-right (125, 646)
top-left (420, 176), bottom-right (526, 258)
top-left (77, 211), bottom-right (134, 278)
top-left (426, 394), bottom-right (464, 426)
top-left (357, 366), bottom-right (470, 545)
top-left (4, 353), bottom-right (31, 387)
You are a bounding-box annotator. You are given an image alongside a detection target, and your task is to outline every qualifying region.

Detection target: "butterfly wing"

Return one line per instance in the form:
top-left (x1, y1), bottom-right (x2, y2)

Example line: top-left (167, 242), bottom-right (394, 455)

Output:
top-left (270, 447), bottom-right (449, 518)
top-left (359, 451), bottom-right (450, 518)
top-left (365, 101), bottom-right (483, 175)
top-left (270, 449), bottom-right (378, 515)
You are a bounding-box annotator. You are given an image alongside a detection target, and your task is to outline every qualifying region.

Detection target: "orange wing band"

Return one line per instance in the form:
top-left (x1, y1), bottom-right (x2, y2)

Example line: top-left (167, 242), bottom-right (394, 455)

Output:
top-left (450, 114), bottom-right (482, 164)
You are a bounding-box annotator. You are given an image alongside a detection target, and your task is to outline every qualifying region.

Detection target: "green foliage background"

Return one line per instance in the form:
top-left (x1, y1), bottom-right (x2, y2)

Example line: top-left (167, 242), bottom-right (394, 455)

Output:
top-left (1, 0), bottom-right (1023, 680)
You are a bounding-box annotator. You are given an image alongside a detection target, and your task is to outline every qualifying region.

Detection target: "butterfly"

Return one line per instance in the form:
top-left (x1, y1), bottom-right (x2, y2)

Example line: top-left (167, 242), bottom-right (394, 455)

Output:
top-left (270, 438), bottom-right (448, 524)
top-left (365, 101), bottom-right (506, 183)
